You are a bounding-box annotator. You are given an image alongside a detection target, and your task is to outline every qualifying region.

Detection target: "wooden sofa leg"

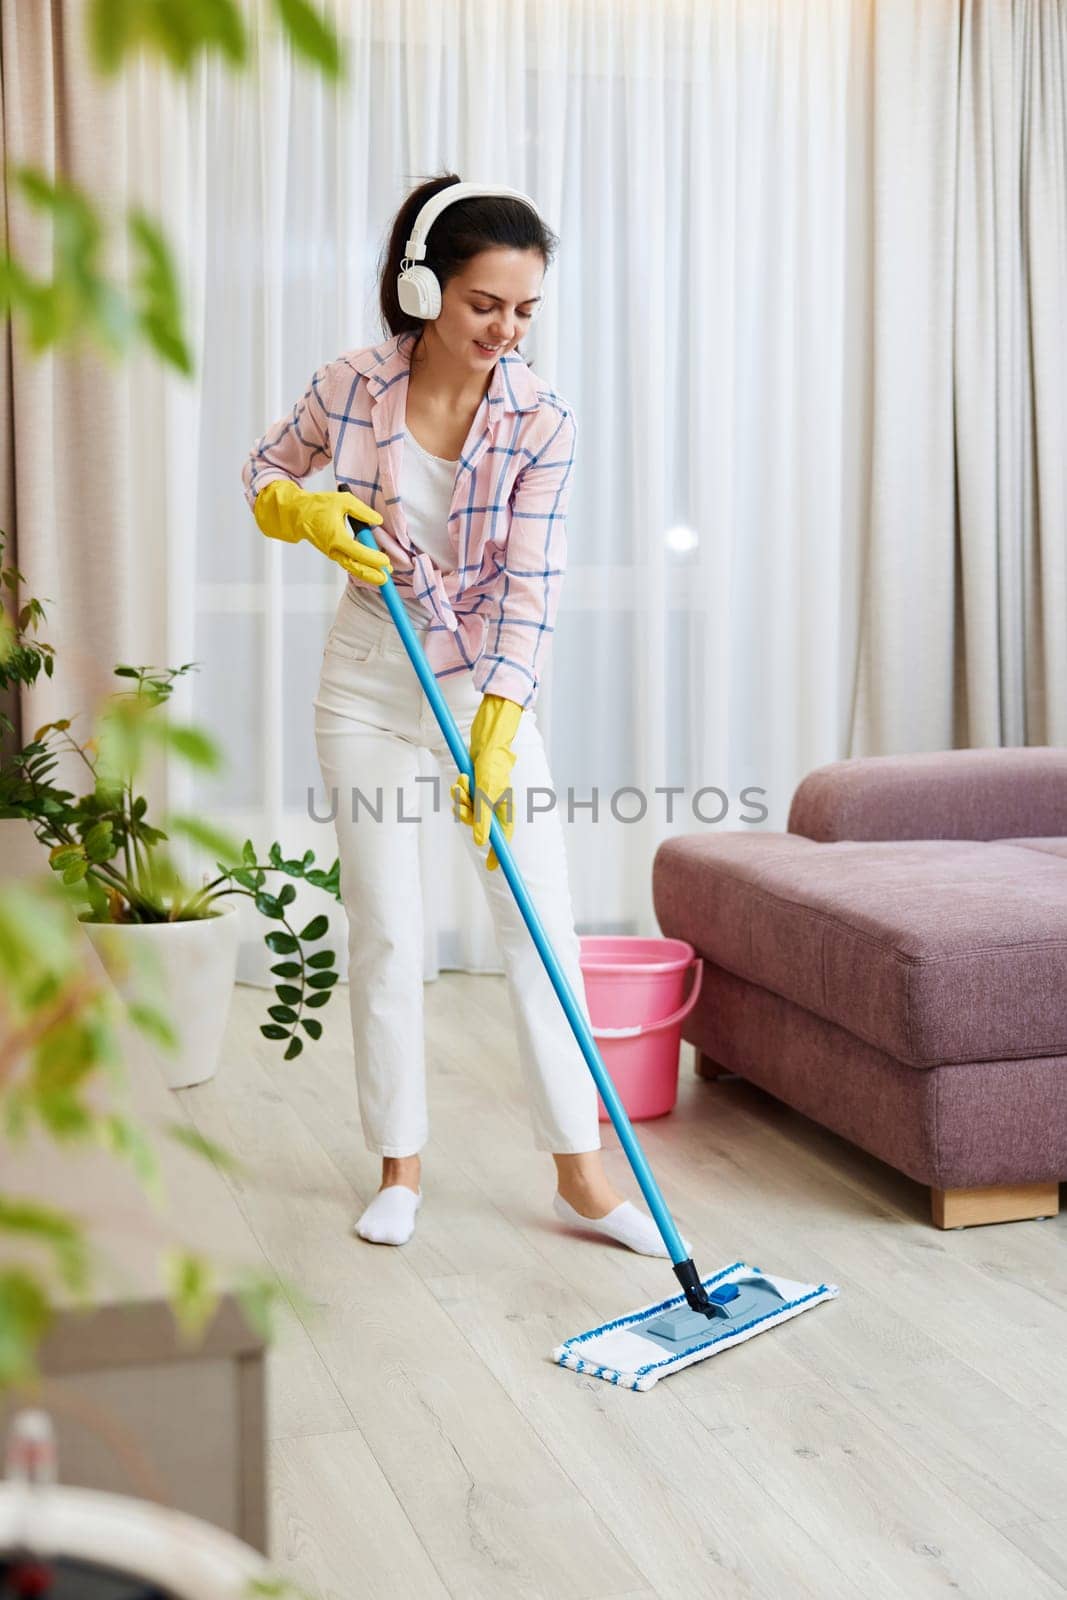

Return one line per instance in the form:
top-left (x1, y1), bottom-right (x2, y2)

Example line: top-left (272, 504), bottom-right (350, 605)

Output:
top-left (931, 1182), bottom-right (1060, 1229)
top-left (695, 1051), bottom-right (729, 1081)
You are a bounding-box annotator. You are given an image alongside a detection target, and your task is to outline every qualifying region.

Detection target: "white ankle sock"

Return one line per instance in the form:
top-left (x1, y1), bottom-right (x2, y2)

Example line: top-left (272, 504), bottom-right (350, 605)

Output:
top-left (552, 1192), bottom-right (691, 1258)
top-left (355, 1185), bottom-right (422, 1246)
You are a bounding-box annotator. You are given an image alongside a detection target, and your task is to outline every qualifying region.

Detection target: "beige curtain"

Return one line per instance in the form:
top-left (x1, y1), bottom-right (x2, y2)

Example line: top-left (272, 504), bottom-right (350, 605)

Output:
top-left (0, 0), bottom-right (169, 795)
top-left (850, 0), bottom-right (1067, 752)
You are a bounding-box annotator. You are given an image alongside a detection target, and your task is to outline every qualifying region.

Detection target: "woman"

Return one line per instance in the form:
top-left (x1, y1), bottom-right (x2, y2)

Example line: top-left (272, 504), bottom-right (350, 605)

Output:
top-left (242, 173), bottom-right (689, 1257)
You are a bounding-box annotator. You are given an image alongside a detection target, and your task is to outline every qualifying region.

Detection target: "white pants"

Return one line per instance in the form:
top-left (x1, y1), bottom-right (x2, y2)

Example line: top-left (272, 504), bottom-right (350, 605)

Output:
top-left (312, 588), bottom-right (602, 1158)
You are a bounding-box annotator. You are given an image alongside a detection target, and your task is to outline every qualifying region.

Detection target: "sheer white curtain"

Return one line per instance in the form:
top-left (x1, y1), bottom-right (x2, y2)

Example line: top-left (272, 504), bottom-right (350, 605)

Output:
top-left (107, 0), bottom-right (1065, 985)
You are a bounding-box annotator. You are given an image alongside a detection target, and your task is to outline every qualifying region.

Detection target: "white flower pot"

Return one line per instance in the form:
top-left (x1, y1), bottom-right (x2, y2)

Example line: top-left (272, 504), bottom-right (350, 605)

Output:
top-left (0, 1478), bottom-right (274, 1598)
top-left (80, 899), bottom-right (242, 1090)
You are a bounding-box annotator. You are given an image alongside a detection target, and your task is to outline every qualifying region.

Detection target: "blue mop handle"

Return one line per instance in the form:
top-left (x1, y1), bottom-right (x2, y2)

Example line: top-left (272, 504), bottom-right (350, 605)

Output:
top-left (353, 521), bottom-right (690, 1266)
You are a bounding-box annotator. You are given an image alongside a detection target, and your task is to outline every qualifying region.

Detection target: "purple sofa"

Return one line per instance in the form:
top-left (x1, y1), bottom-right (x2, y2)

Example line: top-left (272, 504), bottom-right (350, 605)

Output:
top-left (652, 748), bottom-right (1067, 1228)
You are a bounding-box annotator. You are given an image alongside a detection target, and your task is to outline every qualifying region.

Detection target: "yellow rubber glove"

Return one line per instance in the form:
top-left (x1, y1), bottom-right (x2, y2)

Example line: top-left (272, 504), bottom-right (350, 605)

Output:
top-left (253, 479), bottom-right (393, 586)
top-left (451, 693), bottom-right (523, 871)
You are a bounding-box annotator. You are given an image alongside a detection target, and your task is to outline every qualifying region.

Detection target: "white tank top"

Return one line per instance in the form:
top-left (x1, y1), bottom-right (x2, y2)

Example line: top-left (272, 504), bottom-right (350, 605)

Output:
top-left (348, 428), bottom-right (456, 627)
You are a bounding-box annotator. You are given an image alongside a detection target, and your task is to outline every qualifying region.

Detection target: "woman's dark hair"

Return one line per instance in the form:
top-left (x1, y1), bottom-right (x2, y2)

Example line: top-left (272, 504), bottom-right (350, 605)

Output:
top-left (378, 171), bottom-right (558, 360)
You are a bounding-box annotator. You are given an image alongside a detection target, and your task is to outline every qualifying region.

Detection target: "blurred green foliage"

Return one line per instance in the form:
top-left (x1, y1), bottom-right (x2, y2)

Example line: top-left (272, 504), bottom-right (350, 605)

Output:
top-left (2, 0), bottom-right (343, 373)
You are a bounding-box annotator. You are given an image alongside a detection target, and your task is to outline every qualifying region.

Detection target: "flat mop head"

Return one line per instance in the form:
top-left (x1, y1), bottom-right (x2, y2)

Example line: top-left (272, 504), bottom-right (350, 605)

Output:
top-left (553, 1261), bottom-right (839, 1390)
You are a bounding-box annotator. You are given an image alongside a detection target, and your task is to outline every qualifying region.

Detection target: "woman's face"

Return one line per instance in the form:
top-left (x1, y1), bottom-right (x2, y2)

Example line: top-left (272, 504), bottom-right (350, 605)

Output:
top-left (434, 248), bottom-right (544, 369)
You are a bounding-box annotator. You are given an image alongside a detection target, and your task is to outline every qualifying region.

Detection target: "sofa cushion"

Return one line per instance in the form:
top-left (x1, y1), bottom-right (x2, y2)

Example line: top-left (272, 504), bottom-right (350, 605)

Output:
top-left (651, 834), bottom-right (1067, 1068)
top-left (788, 747), bottom-right (1067, 843)
top-left (1006, 837), bottom-right (1067, 862)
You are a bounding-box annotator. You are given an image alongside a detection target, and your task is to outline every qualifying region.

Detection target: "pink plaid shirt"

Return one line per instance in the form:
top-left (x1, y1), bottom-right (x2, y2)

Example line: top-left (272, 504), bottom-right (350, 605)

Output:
top-left (242, 330), bottom-right (577, 709)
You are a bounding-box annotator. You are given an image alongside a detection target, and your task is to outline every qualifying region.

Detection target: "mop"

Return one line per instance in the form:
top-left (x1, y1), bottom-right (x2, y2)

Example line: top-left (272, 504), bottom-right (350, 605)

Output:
top-left (351, 520), bottom-right (839, 1390)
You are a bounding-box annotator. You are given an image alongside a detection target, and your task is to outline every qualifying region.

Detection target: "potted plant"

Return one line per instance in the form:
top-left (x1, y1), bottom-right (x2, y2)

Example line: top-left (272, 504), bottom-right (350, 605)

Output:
top-left (0, 530), bottom-right (344, 1088)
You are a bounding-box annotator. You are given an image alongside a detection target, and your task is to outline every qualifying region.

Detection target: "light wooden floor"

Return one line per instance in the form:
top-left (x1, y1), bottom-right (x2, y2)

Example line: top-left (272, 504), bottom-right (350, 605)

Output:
top-left (178, 975), bottom-right (1067, 1600)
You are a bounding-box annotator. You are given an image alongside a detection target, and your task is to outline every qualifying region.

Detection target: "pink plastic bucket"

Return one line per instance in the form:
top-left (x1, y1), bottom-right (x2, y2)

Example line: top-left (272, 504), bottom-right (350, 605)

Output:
top-left (579, 936), bottom-right (704, 1121)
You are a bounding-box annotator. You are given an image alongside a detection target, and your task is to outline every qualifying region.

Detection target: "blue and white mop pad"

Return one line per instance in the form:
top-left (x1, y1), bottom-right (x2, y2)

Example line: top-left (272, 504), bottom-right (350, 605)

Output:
top-left (553, 1261), bottom-right (839, 1391)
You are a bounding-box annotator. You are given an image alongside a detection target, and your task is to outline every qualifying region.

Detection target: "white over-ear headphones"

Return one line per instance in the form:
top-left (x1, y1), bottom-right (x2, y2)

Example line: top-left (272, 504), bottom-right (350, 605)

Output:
top-left (396, 179), bottom-right (548, 323)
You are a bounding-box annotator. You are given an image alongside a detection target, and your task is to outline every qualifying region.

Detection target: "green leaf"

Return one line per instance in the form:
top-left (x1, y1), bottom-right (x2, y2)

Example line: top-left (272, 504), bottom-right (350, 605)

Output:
top-left (1, 169), bottom-right (133, 360)
top-left (268, 1004), bottom-right (297, 1024)
top-left (298, 913), bottom-right (329, 941)
top-left (277, 882), bottom-right (296, 906)
top-left (247, 1575), bottom-right (318, 1600)
top-left (270, 961), bottom-right (301, 979)
top-left (304, 991), bottom-right (331, 1009)
top-left (84, 875), bottom-right (112, 920)
top-left (87, 0), bottom-right (248, 75)
top-left (0, 1268), bottom-right (52, 1386)
top-left (165, 1121), bottom-right (246, 1177)
top-left (94, 698), bottom-right (148, 788)
top-left (167, 813), bottom-right (244, 865)
top-left (275, 984), bottom-right (302, 1006)
top-left (82, 819), bottom-right (115, 861)
top-left (34, 1092), bottom-right (93, 1138)
top-left (164, 1248), bottom-right (218, 1343)
top-left (32, 1019), bottom-right (98, 1095)
top-left (306, 949), bottom-right (334, 968)
top-left (232, 1271), bottom-right (285, 1346)
top-left (0, 1197), bottom-right (90, 1294)
top-left (260, 1024), bottom-right (289, 1040)
top-left (242, 838), bottom-right (257, 866)
top-left (0, 884), bottom-right (79, 980)
top-left (306, 970), bottom-right (337, 990)
top-left (128, 209), bottom-right (193, 375)
top-left (299, 1017), bottom-right (322, 1040)
top-left (128, 1000), bottom-right (179, 1051)
top-left (303, 864), bottom-right (342, 902)
top-left (162, 723), bottom-right (219, 769)
top-left (49, 845), bottom-right (83, 870)
top-left (0, 1196), bottom-right (79, 1243)
top-left (264, 931), bottom-right (298, 955)
top-left (272, 0), bottom-right (343, 77)
top-left (254, 891), bottom-right (284, 919)
top-left (283, 1035), bottom-right (303, 1060)
top-left (101, 1113), bottom-right (161, 1196)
